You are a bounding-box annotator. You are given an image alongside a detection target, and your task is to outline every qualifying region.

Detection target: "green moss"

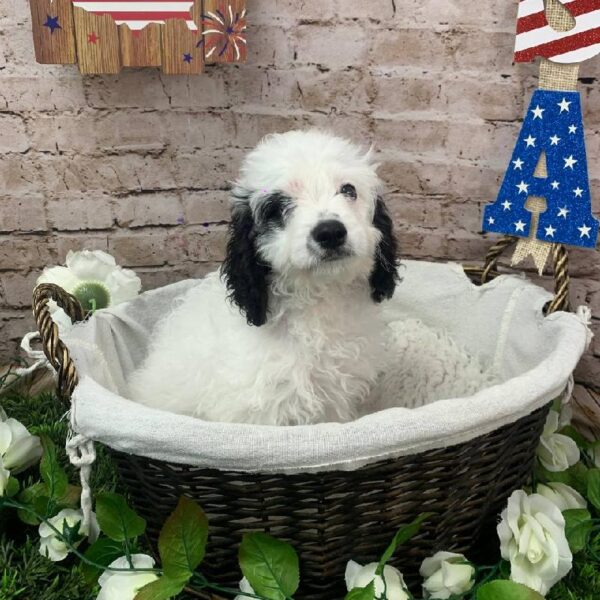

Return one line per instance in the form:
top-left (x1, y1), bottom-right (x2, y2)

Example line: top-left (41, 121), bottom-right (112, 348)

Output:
top-left (0, 391), bottom-right (118, 600)
top-left (0, 391), bottom-right (118, 494)
top-left (0, 536), bottom-right (97, 600)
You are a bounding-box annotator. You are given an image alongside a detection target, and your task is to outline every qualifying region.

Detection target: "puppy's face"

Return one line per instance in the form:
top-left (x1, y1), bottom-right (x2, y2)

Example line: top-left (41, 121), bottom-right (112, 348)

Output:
top-left (222, 130), bottom-right (399, 326)
top-left (236, 131), bottom-right (383, 277)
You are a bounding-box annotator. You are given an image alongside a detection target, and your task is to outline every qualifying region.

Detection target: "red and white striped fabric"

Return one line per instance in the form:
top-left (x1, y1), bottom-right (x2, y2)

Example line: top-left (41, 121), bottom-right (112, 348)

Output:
top-left (71, 1), bottom-right (198, 31)
top-left (514, 0), bottom-right (600, 63)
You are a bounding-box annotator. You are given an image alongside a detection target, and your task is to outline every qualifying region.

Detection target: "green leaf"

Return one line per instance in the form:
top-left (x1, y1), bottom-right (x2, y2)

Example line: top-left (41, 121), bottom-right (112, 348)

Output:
top-left (536, 462), bottom-right (589, 496)
top-left (39, 435), bottom-right (68, 502)
top-left (477, 580), bottom-right (544, 600)
top-left (563, 509), bottom-right (593, 553)
top-left (81, 537), bottom-right (125, 584)
top-left (5, 477), bottom-right (19, 498)
top-left (587, 469), bottom-right (600, 511)
top-left (239, 532), bottom-right (300, 600)
top-left (158, 496), bottom-right (208, 581)
top-left (96, 492), bottom-right (146, 542)
top-left (134, 576), bottom-right (187, 600)
top-left (376, 513), bottom-right (433, 575)
top-left (344, 581), bottom-right (376, 600)
top-left (17, 482), bottom-right (48, 525)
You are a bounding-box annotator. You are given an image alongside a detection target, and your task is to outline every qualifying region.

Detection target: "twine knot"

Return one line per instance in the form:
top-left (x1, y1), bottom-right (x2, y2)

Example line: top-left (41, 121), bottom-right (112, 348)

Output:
top-left (66, 432), bottom-right (97, 540)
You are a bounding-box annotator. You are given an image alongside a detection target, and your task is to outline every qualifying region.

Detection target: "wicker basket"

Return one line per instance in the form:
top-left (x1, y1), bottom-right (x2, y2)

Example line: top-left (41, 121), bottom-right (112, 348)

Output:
top-left (32, 236), bottom-right (571, 599)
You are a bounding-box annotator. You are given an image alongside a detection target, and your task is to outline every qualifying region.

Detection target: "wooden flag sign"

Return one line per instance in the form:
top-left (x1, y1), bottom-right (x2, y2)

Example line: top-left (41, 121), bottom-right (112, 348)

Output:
top-left (483, 0), bottom-right (599, 273)
top-left (29, 0), bottom-right (247, 74)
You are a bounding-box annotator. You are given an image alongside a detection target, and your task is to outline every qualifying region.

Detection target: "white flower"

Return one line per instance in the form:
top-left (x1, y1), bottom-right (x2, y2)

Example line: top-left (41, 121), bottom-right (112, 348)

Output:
top-left (0, 456), bottom-right (10, 496)
top-left (420, 551), bottom-right (475, 599)
top-left (345, 560), bottom-right (410, 600)
top-left (537, 411), bottom-right (580, 472)
top-left (0, 411), bottom-right (42, 474)
top-left (537, 482), bottom-right (587, 512)
top-left (234, 576), bottom-right (256, 600)
top-left (497, 490), bottom-right (572, 596)
top-left (37, 250), bottom-right (142, 327)
top-left (97, 554), bottom-right (159, 600)
top-left (39, 508), bottom-right (99, 562)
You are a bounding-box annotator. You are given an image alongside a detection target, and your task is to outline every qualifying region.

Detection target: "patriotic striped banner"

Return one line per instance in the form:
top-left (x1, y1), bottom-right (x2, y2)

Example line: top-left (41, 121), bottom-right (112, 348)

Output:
top-left (514, 0), bottom-right (600, 63)
top-left (71, 1), bottom-right (198, 31)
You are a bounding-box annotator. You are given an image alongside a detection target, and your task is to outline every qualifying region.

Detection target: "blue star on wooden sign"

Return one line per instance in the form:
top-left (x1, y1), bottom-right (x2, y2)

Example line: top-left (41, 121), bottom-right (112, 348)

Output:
top-left (43, 15), bottom-right (61, 34)
top-left (483, 89), bottom-right (599, 249)
top-left (183, 52), bottom-right (193, 63)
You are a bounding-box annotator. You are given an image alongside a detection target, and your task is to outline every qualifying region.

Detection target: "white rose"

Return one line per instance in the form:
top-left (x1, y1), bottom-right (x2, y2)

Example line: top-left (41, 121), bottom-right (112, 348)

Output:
top-left (420, 551), bottom-right (475, 599)
top-left (39, 508), bottom-right (99, 562)
top-left (0, 414), bottom-right (42, 473)
top-left (345, 560), bottom-right (409, 600)
top-left (537, 482), bottom-right (587, 512)
top-left (234, 576), bottom-right (256, 600)
top-left (97, 554), bottom-right (159, 600)
top-left (497, 490), bottom-right (572, 596)
top-left (0, 456), bottom-right (10, 496)
top-left (537, 411), bottom-right (580, 472)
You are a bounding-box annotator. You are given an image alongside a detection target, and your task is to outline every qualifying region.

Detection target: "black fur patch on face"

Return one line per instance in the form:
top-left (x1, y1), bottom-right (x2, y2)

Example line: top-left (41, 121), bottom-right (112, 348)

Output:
top-left (254, 192), bottom-right (294, 230)
top-left (221, 190), bottom-right (271, 327)
top-left (369, 197), bottom-right (400, 303)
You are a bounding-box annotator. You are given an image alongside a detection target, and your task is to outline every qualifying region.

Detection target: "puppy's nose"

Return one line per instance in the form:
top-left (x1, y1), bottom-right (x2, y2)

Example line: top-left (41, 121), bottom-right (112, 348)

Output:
top-left (311, 220), bottom-right (347, 249)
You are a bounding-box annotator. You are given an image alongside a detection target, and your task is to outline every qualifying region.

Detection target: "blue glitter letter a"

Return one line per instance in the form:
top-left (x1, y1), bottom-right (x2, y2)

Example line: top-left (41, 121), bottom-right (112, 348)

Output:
top-left (483, 89), bottom-right (598, 249)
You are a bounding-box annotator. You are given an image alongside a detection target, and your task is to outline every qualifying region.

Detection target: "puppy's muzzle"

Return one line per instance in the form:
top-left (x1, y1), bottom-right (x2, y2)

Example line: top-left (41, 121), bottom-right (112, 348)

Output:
top-left (311, 219), bottom-right (347, 250)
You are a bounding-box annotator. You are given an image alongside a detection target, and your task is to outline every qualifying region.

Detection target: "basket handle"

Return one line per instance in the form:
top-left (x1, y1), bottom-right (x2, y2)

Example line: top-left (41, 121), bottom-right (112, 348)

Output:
top-left (476, 235), bottom-right (570, 314)
top-left (32, 283), bottom-right (85, 401)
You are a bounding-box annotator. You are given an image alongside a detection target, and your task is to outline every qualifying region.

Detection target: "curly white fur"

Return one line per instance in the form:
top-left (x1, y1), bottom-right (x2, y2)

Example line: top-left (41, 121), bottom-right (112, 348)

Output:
top-left (128, 131), bottom-right (395, 425)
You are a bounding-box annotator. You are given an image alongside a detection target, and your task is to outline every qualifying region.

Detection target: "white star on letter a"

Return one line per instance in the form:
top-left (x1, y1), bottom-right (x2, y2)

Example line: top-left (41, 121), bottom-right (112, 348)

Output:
top-left (524, 135), bottom-right (536, 147)
top-left (502, 200), bottom-right (512, 210)
top-left (557, 207), bottom-right (569, 218)
top-left (564, 155), bottom-right (577, 169)
top-left (568, 125), bottom-right (577, 134)
top-left (512, 158), bottom-right (524, 170)
top-left (531, 105), bottom-right (545, 119)
top-left (516, 181), bottom-right (529, 194)
top-left (545, 225), bottom-right (556, 237)
top-left (488, 217), bottom-right (495, 225)
top-left (549, 135), bottom-right (560, 145)
top-left (558, 98), bottom-right (571, 112)
top-left (515, 220), bottom-right (526, 232)
top-left (578, 224), bottom-right (591, 238)
top-left (573, 187), bottom-right (583, 197)
top-left (551, 181), bottom-right (560, 190)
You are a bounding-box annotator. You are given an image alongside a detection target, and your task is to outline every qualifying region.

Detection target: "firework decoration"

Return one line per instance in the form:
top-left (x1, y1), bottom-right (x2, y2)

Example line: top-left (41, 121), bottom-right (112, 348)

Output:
top-left (482, 0), bottom-right (599, 272)
top-left (29, 0), bottom-right (247, 74)
top-left (201, 0), bottom-right (247, 63)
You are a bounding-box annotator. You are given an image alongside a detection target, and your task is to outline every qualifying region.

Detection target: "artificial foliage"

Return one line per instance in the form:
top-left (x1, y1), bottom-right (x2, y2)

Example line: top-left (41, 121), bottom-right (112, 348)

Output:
top-left (0, 387), bottom-right (599, 600)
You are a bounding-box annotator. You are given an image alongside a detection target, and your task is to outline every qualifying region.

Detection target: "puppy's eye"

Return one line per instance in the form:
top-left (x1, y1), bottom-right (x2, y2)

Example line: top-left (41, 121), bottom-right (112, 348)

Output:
top-left (261, 200), bottom-right (283, 222)
top-left (340, 183), bottom-right (357, 200)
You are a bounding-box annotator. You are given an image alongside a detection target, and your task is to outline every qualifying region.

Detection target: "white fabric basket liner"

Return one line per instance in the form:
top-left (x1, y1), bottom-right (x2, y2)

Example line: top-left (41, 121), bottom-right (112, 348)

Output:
top-left (64, 260), bottom-right (590, 474)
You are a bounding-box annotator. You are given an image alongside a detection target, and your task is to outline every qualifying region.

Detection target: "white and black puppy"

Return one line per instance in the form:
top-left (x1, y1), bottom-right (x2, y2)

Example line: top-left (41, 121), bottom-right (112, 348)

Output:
top-left (128, 130), bottom-right (399, 425)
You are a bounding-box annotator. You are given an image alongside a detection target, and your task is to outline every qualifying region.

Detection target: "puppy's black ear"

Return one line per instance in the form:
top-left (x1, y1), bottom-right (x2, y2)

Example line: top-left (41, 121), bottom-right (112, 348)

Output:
top-left (221, 200), bottom-right (270, 326)
top-left (370, 197), bottom-right (400, 303)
